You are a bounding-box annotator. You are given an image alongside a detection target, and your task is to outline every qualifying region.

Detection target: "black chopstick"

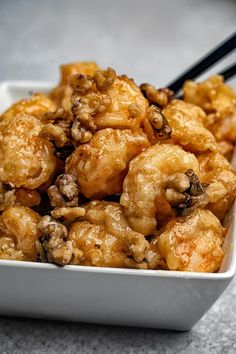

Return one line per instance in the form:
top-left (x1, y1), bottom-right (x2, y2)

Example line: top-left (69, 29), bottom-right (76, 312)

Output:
top-left (218, 62), bottom-right (236, 81)
top-left (167, 32), bottom-right (236, 94)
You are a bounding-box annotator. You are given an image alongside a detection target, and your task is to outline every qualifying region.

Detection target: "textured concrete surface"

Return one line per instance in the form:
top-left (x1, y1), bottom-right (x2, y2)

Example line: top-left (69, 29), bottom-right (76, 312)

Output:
top-left (0, 0), bottom-right (236, 352)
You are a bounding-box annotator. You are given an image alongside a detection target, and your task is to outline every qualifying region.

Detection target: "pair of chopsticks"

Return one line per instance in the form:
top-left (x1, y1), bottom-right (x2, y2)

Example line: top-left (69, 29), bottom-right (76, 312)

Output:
top-left (167, 32), bottom-right (236, 95)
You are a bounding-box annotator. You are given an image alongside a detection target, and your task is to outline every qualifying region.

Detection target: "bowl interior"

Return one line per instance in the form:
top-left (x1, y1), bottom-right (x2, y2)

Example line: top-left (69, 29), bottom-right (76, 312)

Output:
top-left (0, 81), bottom-right (235, 277)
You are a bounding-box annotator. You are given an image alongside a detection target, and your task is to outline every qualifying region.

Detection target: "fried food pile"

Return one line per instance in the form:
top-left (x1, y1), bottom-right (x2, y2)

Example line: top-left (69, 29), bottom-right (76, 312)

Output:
top-left (1, 62), bottom-right (236, 272)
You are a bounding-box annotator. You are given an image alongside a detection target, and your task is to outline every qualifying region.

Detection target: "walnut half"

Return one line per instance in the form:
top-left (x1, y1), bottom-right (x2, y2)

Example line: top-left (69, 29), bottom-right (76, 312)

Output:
top-left (147, 105), bottom-right (172, 139)
top-left (165, 169), bottom-right (208, 215)
top-left (37, 215), bottom-right (72, 265)
top-left (47, 174), bottom-right (79, 208)
top-left (140, 83), bottom-right (173, 107)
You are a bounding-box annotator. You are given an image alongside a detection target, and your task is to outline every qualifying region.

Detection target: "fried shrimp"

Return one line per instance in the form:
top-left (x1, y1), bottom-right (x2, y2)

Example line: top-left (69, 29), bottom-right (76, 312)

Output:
top-left (0, 114), bottom-right (57, 189)
top-left (0, 93), bottom-right (56, 121)
top-left (162, 100), bottom-right (218, 152)
top-left (69, 68), bottom-right (148, 143)
top-left (156, 209), bottom-right (225, 272)
top-left (183, 75), bottom-right (236, 144)
top-left (66, 128), bottom-right (150, 199)
top-left (120, 144), bottom-right (207, 235)
top-left (198, 152), bottom-right (236, 220)
top-left (0, 205), bottom-right (41, 261)
top-left (67, 201), bottom-right (152, 268)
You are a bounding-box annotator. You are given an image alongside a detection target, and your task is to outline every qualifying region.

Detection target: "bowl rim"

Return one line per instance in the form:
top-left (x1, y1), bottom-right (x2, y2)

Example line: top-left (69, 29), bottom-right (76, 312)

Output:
top-left (0, 80), bottom-right (235, 280)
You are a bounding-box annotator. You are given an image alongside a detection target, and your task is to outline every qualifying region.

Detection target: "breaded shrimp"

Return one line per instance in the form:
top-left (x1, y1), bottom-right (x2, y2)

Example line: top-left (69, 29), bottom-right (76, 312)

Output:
top-left (68, 201), bottom-right (151, 268)
top-left (120, 144), bottom-right (207, 235)
top-left (162, 100), bottom-right (218, 153)
top-left (0, 205), bottom-right (41, 261)
top-left (0, 93), bottom-right (56, 121)
top-left (183, 75), bottom-right (236, 144)
top-left (157, 209), bottom-right (225, 272)
top-left (0, 114), bottom-right (57, 189)
top-left (66, 128), bottom-right (150, 199)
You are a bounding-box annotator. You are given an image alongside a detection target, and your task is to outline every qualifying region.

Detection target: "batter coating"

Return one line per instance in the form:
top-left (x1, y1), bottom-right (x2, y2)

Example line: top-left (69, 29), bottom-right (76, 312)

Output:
top-left (0, 114), bottom-right (57, 189)
top-left (0, 205), bottom-right (41, 261)
top-left (66, 128), bottom-right (150, 199)
top-left (157, 209), bottom-right (225, 272)
top-left (184, 75), bottom-right (236, 144)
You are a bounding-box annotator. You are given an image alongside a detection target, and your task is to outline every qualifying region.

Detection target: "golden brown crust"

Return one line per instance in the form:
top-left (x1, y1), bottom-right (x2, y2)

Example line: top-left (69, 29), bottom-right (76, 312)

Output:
top-left (162, 100), bottom-right (218, 153)
top-left (0, 94), bottom-right (56, 121)
top-left (157, 209), bottom-right (225, 272)
top-left (183, 75), bottom-right (236, 144)
top-left (0, 114), bottom-right (57, 189)
top-left (66, 128), bottom-right (150, 199)
top-left (68, 201), bottom-right (152, 268)
top-left (0, 206), bottom-right (42, 261)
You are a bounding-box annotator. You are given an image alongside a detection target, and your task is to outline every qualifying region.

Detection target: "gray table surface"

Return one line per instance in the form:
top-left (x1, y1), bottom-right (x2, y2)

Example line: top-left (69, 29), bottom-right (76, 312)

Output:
top-left (0, 0), bottom-right (236, 352)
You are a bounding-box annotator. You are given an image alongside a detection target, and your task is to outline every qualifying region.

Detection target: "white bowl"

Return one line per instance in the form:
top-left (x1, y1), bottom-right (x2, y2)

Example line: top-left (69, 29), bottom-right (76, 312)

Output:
top-left (0, 81), bottom-right (235, 331)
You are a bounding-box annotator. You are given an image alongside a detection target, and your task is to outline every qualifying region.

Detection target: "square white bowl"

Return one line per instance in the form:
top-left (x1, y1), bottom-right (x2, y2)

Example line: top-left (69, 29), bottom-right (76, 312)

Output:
top-left (0, 81), bottom-right (235, 331)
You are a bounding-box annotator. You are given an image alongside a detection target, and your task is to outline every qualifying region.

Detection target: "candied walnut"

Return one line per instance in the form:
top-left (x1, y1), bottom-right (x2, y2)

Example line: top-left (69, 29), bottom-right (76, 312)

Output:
top-left (40, 123), bottom-right (68, 148)
top-left (94, 67), bottom-right (116, 91)
top-left (70, 87), bottom-right (102, 144)
top-left (15, 188), bottom-right (41, 207)
top-left (162, 100), bottom-right (218, 153)
top-left (41, 107), bottom-right (73, 130)
top-left (144, 105), bottom-right (172, 142)
top-left (183, 75), bottom-right (236, 144)
top-left (140, 83), bottom-right (173, 107)
top-left (40, 107), bottom-right (74, 152)
top-left (0, 206), bottom-right (42, 261)
top-left (70, 73), bottom-right (94, 94)
top-left (71, 121), bottom-right (93, 143)
top-left (69, 70), bottom-right (117, 143)
top-left (0, 182), bottom-right (16, 211)
top-left (48, 174), bottom-right (80, 208)
top-left (120, 144), bottom-right (203, 235)
top-left (157, 209), bottom-right (225, 272)
top-left (51, 207), bottom-right (85, 222)
top-left (66, 128), bottom-right (150, 199)
top-left (0, 94), bottom-right (56, 121)
top-left (0, 114), bottom-right (57, 189)
top-left (37, 215), bottom-right (72, 265)
top-left (198, 152), bottom-right (236, 220)
top-left (67, 201), bottom-right (152, 269)
top-left (165, 169), bottom-right (208, 216)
